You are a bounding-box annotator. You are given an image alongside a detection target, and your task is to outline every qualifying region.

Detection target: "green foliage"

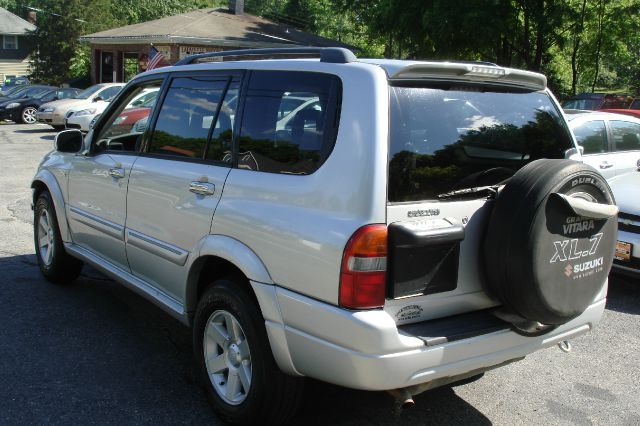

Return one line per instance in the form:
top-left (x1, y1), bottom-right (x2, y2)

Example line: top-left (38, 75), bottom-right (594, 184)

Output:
top-left (27, 0), bottom-right (88, 85)
top-left (17, 0), bottom-right (640, 96)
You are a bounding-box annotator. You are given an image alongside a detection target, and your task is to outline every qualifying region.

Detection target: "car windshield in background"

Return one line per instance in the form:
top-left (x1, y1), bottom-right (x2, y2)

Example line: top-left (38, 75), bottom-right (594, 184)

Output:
top-left (33, 90), bottom-right (54, 100)
top-left (388, 86), bottom-right (573, 202)
top-left (75, 85), bottom-right (102, 99)
top-left (563, 99), bottom-right (600, 110)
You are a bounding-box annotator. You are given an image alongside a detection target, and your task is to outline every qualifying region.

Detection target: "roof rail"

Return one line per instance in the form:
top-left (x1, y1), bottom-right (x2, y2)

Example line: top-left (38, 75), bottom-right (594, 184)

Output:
top-left (174, 47), bottom-right (357, 66)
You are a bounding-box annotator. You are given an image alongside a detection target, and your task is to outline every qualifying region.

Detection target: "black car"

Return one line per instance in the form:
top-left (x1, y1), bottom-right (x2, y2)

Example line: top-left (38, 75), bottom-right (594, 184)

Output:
top-left (0, 87), bottom-right (80, 124)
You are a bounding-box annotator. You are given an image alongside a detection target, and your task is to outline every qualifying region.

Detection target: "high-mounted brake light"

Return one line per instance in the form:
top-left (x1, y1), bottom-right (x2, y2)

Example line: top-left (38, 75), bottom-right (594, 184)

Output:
top-left (339, 224), bottom-right (388, 309)
top-left (465, 65), bottom-right (506, 78)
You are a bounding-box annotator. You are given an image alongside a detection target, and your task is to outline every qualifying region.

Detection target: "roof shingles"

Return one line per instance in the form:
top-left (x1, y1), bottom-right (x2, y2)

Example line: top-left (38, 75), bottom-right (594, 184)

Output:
top-left (80, 8), bottom-right (350, 48)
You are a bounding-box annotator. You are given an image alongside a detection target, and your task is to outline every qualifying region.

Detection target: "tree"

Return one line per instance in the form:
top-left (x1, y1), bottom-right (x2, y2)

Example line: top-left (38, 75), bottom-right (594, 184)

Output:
top-left (27, 0), bottom-right (88, 85)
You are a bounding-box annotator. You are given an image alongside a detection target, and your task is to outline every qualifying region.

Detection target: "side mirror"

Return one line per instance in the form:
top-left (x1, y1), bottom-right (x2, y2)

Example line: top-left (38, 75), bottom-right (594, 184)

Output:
top-left (54, 129), bottom-right (83, 153)
top-left (93, 96), bottom-right (103, 102)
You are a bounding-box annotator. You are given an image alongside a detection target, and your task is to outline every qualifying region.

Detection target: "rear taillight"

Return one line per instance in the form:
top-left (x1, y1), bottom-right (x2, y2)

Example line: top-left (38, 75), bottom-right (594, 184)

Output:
top-left (339, 224), bottom-right (388, 309)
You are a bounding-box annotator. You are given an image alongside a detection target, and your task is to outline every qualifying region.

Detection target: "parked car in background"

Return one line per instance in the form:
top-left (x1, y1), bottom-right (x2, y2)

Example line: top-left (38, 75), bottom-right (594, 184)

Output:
top-left (567, 112), bottom-right (640, 179)
top-left (0, 85), bottom-right (57, 122)
top-left (599, 98), bottom-right (640, 119)
top-left (67, 87), bottom-right (157, 132)
top-left (0, 88), bottom-right (80, 124)
top-left (563, 93), bottom-right (633, 111)
top-left (104, 88), bottom-right (160, 135)
top-left (609, 168), bottom-right (640, 277)
top-left (36, 83), bottom-right (125, 130)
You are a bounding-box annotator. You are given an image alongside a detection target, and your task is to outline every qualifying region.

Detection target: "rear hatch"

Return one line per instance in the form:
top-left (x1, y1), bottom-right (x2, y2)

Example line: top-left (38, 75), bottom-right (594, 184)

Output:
top-left (383, 66), bottom-right (576, 325)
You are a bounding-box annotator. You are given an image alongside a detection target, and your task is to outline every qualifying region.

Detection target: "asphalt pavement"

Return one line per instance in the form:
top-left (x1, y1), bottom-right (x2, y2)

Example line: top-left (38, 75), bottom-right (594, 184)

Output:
top-left (1, 123), bottom-right (639, 425)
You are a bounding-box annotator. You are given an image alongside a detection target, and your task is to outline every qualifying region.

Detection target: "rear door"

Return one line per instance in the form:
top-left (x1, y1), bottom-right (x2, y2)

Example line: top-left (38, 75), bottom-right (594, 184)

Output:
top-left (125, 72), bottom-right (240, 302)
top-left (384, 84), bottom-right (575, 323)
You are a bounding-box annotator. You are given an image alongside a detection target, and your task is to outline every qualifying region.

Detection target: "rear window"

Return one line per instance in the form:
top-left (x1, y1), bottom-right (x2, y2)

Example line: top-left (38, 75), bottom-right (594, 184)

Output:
top-left (388, 85), bottom-right (573, 202)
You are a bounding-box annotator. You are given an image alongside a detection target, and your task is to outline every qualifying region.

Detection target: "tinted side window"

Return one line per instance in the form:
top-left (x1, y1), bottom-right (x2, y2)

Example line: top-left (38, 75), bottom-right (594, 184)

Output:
top-left (610, 120), bottom-right (640, 152)
top-left (149, 77), bottom-right (227, 159)
top-left (238, 71), bottom-right (341, 174)
top-left (572, 120), bottom-right (607, 154)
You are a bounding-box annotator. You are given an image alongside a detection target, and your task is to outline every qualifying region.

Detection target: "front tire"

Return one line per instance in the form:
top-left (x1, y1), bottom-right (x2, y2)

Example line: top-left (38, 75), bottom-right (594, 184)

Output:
top-left (20, 106), bottom-right (38, 124)
top-left (34, 191), bottom-right (83, 283)
top-left (194, 278), bottom-right (303, 425)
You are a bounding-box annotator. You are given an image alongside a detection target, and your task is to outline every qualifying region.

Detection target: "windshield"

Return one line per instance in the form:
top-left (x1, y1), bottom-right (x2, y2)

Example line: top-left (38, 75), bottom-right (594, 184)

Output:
top-left (631, 99), bottom-right (640, 109)
top-left (388, 85), bottom-right (573, 202)
top-left (33, 89), bottom-right (54, 100)
top-left (7, 87), bottom-right (32, 99)
top-left (75, 85), bottom-right (103, 99)
top-left (563, 99), bottom-right (600, 110)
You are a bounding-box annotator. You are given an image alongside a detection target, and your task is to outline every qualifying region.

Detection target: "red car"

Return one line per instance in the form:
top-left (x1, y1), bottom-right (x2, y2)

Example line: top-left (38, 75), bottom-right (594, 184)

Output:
top-left (111, 106), bottom-right (151, 135)
top-left (599, 98), bottom-right (640, 119)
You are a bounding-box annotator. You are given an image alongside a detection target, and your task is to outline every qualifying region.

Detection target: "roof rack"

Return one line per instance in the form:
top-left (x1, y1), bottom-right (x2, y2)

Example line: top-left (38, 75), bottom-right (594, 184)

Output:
top-left (174, 47), bottom-right (357, 66)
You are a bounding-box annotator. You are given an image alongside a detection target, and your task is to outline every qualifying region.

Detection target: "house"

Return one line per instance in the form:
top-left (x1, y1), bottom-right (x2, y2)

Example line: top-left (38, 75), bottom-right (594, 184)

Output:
top-left (0, 8), bottom-right (36, 83)
top-left (79, 0), bottom-right (352, 84)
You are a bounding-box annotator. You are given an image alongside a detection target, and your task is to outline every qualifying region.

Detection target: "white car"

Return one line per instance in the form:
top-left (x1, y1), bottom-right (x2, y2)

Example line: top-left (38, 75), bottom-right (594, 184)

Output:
top-left (32, 48), bottom-right (619, 424)
top-left (36, 83), bottom-right (124, 130)
top-left (66, 87), bottom-right (157, 132)
top-left (567, 112), bottom-right (640, 179)
top-left (609, 168), bottom-right (640, 277)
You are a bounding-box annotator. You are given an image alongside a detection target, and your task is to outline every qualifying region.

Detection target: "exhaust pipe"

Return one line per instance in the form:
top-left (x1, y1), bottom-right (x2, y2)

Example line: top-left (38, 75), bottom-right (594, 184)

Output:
top-left (387, 388), bottom-right (415, 411)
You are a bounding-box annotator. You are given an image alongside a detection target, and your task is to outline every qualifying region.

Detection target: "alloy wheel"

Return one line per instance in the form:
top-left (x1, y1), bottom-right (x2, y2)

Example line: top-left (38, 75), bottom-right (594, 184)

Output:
top-left (22, 107), bottom-right (37, 124)
top-left (37, 209), bottom-right (55, 266)
top-left (203, 310), bottom-right (252, 405)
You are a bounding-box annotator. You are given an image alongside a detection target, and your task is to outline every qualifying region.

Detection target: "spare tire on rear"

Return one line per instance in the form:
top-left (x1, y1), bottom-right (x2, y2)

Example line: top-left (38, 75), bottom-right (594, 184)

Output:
top-left (484, 159), bottom-right (617, 326)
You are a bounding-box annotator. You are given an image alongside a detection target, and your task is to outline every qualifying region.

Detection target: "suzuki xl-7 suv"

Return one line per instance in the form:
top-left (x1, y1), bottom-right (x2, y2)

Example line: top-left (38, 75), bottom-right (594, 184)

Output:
top-left (32, 48), bottom-right (618, 424)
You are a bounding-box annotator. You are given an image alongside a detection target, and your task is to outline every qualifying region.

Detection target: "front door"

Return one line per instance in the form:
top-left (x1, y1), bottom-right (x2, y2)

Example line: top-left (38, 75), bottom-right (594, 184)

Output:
top-left (66, 77), bottom-right (165, 271)
top-left (67, 152), bottom-right (135, 271)
top-left (125, 73), bottom-right (240, 302)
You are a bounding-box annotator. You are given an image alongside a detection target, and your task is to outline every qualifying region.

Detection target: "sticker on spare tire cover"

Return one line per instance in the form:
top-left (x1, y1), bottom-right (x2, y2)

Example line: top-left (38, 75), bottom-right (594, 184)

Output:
top-left (550, 231), bottom-right (605, 279)
top-left (543, 173), bottom-right (615, 283)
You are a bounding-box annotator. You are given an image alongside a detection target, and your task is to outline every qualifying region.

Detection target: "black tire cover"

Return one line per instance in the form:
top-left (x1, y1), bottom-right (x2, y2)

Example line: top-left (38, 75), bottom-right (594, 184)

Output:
top-left (484, 159), bottom-right (617, 325)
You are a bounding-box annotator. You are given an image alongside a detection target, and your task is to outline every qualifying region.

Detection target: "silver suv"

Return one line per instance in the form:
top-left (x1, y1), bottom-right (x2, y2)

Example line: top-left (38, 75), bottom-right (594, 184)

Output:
top-left (32, 48), bottom-right (619, 424)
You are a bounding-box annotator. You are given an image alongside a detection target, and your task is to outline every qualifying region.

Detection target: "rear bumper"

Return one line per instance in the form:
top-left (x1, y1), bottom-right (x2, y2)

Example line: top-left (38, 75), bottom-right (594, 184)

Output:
top-left (255, 284), bottom-right (607, 391)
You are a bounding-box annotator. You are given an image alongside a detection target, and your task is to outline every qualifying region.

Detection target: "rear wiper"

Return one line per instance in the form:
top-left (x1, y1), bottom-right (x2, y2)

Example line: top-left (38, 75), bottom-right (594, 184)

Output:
top-left (436, 184), bottom-right (503, 200)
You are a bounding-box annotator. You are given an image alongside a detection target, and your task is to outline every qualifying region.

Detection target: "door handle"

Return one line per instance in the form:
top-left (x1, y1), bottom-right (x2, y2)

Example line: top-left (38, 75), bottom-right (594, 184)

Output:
top-left (189, 181), bottom-right (215, 196)
top-left (109, 168), bottom-right (125, 179)
top-left (599, 161), bottom-right (613, 169)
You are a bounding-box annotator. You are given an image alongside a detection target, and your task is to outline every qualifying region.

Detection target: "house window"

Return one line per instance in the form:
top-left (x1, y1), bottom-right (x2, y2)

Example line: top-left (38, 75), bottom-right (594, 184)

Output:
top-left (3, 35), bottom-right (18, 50)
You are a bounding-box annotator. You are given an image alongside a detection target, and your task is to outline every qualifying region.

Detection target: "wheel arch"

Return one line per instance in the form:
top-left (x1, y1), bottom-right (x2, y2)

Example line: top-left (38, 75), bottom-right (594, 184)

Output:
top-left (31, 170), bottom-right (70, 242)
top-left (185, 235), bottom-right (273, 320)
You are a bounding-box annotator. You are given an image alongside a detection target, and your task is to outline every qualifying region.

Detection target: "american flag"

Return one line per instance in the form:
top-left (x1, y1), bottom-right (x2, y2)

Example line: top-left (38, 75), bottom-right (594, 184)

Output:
top-left (147, 45), bottom-right (165, 70)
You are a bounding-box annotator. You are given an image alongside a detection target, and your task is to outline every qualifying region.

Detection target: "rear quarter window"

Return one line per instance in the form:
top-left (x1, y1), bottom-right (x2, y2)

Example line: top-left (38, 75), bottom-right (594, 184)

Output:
top-left (388, 86), bottom-right (574, 202)
top-left (237, 70), bottom-right (341, 175)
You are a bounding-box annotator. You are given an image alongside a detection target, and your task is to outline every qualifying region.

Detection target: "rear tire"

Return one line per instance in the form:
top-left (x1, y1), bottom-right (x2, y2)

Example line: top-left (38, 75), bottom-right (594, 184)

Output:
top-left (34, 191), bottom-right (83, 284)
top-left (194, 278), bottom-right (303, 425)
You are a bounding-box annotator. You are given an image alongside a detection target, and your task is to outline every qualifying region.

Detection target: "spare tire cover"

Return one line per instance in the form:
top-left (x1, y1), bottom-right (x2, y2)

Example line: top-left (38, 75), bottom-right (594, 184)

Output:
top-left (484, 159), bottom-right (617, 325)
